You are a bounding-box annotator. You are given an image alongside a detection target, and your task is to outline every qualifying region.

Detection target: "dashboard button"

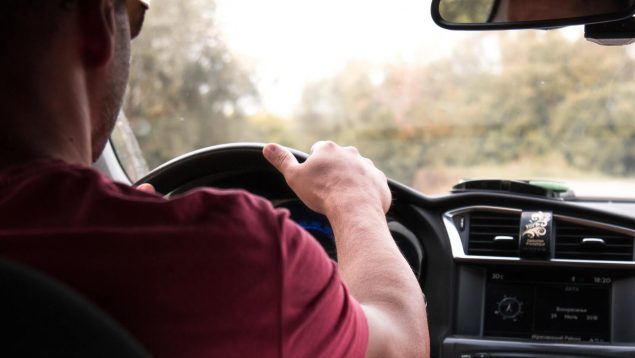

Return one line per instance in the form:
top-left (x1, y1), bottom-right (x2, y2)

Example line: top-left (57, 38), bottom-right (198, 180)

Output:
top-left (496, 296), bottom-right (523, 320)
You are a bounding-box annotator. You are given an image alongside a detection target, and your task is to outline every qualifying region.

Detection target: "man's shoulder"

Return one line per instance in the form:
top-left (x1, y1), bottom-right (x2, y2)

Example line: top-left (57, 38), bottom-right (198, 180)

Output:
top-left (0, 159), bottom-right (283, 235)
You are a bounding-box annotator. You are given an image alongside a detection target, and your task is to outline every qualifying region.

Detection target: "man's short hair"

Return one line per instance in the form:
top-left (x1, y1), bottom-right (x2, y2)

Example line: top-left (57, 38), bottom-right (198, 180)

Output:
top-left (0, 0), bottom-right (126, 62)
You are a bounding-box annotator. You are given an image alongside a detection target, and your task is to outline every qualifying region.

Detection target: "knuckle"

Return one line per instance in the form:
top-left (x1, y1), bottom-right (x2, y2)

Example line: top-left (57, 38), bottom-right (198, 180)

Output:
top-left (345, 146), bottom-right (359, 154)
top-left (310, 141), bottom-right (324, 152)
top-left (323, 140), bottom-right (337, 149)
top-left (275, 152), bottom-right (291, 169)
top-left (311, 140), bottom-right (337, 153)
top-left (273, 150), bottom-right (286, 163)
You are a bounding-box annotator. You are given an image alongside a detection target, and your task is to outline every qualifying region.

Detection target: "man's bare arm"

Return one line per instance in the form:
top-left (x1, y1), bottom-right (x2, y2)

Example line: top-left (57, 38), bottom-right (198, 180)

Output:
top-left (263, 141), bottom-right (429, 357)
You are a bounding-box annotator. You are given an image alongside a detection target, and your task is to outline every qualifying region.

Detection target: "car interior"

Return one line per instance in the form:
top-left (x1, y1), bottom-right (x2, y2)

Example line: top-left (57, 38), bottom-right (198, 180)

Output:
top-left (127, 141), bottom-right (635, 357)
top-left (3, 0), bottom-right (635, 357)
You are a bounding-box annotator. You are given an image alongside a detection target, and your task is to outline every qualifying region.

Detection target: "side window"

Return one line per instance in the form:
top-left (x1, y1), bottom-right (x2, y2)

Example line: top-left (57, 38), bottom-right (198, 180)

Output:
top-left (110, 112), bottom-right (149, 182)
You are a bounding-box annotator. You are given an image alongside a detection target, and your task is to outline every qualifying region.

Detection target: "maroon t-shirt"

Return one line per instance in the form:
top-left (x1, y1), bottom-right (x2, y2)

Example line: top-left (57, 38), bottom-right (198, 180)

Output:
top-left (0, 160), bottom-right (368, 357)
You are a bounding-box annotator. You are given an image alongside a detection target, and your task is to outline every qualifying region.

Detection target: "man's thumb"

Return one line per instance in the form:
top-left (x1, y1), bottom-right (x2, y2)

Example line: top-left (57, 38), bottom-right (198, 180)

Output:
top-left (263, 143), bottom-right (299, 175)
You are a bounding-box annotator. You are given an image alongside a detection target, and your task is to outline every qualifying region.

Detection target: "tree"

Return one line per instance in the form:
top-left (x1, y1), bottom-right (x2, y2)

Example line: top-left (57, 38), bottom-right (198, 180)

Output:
top-left (439, 0), bottom-right (497, 23)
top-left (294, 30), bottom-right (635, 188)
top-left (124, 0), bottom-right (258, 169)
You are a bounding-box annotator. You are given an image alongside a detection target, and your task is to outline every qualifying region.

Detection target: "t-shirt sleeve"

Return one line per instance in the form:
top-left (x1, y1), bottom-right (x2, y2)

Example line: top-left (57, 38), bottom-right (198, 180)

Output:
top-left (276, 209), bottom-right (369, 358)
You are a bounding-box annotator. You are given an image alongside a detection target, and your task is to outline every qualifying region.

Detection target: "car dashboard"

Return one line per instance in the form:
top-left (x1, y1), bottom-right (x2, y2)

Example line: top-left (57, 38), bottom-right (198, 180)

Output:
top-left (442, 202), bottom-right (635, 357)
top-left (137, 144), bottom-right (635, 357)
top-left (232, 178), bottom-right (635, 356)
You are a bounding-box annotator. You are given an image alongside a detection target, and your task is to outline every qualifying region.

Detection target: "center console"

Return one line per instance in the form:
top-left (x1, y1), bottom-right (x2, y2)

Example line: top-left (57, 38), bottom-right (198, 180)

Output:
top-left (442, 206), bottom-right (635, 357)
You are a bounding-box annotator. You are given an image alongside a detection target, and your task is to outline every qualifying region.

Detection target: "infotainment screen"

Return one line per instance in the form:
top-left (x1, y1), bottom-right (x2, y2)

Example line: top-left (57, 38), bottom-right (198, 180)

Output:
top-left (484, 269), bottom-right (611, 342)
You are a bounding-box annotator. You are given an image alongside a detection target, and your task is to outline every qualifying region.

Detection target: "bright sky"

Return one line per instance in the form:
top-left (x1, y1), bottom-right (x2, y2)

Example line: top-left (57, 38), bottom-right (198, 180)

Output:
top-left (215, 0), bottom-right (587, 117)
top-left (215, 0), bottom-right (477, 115)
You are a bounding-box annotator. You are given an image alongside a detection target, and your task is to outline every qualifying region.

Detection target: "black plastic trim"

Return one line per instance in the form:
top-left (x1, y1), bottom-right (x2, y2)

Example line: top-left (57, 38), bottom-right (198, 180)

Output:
top-left (443, 336), bottom-right (635, 357)
top-left (612, 276), bottom-right (635, 343)
top-left (455, 266), bottom-right (486, 336)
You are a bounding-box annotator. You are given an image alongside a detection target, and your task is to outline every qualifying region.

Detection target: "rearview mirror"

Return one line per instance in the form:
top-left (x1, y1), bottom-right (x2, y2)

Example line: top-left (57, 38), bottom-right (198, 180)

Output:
top-left (432, 0), bottom-right (635, 30)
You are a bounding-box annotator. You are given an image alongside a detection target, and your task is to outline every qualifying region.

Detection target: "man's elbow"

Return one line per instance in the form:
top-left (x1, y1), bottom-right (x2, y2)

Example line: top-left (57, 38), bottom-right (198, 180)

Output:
top-left (363, 304), bottom-right (430, 358)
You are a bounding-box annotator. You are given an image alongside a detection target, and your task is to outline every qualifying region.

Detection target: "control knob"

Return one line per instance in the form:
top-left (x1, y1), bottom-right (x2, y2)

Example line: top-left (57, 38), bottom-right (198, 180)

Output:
top-left (495, 296), bottom-right (523, 321)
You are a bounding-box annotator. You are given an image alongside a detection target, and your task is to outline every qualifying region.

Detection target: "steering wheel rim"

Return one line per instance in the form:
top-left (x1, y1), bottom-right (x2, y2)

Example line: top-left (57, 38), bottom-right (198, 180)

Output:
top-left (134, 143), bottom-right (307, 196)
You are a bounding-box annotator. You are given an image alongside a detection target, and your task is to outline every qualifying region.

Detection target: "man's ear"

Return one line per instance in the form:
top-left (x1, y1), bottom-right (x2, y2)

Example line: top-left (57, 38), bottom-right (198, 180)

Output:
top-left (79, 0), bottom-right (117, 67)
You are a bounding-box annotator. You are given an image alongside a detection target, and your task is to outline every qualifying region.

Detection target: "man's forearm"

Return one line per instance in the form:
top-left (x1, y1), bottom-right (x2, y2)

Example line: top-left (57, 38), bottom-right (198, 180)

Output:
top-left (262, 142), bottom-right (430, 356)
top-left (326, 202), bottom-right (429, 357)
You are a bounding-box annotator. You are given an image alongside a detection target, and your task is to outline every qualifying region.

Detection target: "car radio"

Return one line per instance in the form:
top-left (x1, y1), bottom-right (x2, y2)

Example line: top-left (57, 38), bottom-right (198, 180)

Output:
top-left (484, 268), bottom-right (611, 342)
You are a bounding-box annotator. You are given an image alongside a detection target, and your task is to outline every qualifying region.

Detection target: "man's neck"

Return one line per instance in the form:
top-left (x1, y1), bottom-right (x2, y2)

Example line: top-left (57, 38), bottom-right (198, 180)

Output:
top-left (0, 87), bottom-right (92, 170)
top-left (0, 131), bottom-right (90, 170)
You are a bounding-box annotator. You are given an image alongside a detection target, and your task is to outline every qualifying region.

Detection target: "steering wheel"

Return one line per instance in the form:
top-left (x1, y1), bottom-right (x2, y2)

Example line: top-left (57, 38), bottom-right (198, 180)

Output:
top-left (135, 143), bottom-right (424, 278)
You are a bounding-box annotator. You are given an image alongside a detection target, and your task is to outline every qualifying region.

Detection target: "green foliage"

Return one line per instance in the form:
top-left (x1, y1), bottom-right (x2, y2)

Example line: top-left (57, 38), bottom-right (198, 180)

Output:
top-left (124, 0), bottom-right (258, 169)
top-left (439, 0), bottom-right (496, 23)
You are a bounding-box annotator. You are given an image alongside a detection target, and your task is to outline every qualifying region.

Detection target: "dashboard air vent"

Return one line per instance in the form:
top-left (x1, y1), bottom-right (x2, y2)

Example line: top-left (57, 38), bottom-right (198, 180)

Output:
top-left (555, 220), bottom-right (634, 261)
top-left (468, 211), bottom-right (521, 257)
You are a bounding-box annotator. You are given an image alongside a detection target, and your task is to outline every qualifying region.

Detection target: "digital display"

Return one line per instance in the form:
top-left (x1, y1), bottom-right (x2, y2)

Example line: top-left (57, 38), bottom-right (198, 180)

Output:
top-left (484, 269), bottom-right (611, 342)
top-left (534, 285), bottom-right (609, 337)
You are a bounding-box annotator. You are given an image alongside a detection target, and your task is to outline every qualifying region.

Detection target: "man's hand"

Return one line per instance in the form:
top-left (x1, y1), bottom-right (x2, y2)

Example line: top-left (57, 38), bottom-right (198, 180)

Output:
top-left (262, 141), bottom-right (390, 217)
top-left (264, 142), bottom-right (429, 358)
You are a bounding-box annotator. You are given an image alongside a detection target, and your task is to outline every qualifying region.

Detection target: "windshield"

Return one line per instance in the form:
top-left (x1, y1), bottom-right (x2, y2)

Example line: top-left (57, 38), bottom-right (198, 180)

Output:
top-left (115, 0), bottom-right (635, 199)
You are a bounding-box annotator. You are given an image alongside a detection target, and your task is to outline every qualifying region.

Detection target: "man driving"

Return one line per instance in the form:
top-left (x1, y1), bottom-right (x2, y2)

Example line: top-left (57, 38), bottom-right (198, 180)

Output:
top-left (0, 0), bottom-right (428, 357)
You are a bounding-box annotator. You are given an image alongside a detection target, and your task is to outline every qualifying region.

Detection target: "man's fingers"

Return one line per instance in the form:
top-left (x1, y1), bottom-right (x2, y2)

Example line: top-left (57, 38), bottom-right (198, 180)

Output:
top-left (263, 143), bottom-right (299, 176)
top-left (136, 183), bottom-right (156, 194)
